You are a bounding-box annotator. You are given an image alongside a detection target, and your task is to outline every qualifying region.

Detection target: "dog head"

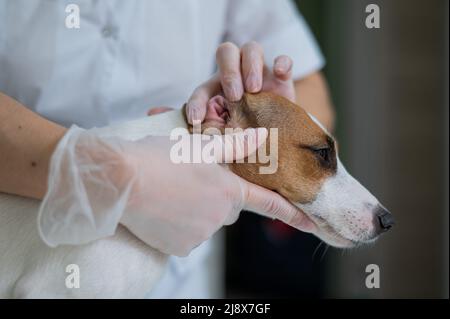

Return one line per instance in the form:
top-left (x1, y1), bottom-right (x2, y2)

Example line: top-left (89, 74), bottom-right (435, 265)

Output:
top-left (199, 92), bottom-right (394, 248)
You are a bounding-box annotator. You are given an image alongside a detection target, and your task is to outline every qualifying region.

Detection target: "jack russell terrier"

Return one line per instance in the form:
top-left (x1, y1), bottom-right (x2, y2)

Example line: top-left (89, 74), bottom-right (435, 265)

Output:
top-left (0, 92), bottom-right (394, 298)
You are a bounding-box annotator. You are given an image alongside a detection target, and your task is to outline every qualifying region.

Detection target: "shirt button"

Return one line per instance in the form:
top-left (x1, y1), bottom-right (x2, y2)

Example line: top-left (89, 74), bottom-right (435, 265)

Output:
top-left (101, 25), bottom-right (119, 39)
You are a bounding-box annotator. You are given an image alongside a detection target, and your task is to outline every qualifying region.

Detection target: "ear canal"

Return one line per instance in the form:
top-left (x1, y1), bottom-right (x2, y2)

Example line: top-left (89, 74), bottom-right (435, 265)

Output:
top-left (186, 95), bottom-right (229, 134)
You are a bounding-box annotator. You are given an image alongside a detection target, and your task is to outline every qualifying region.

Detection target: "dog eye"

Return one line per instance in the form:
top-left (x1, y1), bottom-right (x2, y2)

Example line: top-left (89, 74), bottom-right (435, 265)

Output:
top-left (313, 147), bottom-right (330, 163)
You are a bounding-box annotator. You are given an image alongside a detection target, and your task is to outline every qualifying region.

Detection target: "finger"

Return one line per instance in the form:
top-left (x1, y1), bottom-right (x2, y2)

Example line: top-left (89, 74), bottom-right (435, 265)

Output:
top-left (209, 127), bottom-right (268, 163)
top-left (241, 41), bottom-right (264, 93)
top-left (185, 74), bottom-right (221, 124)
top-left (147, 106), bottom-right (173, 116)
top-left (273, 55), bottom-right (293, 81)
top-left (223, 210), bottom-right (240, 226)
top-left (216, 42), bottom-right (244, 101)
top-left (239, 179), bottom-right (316, 233)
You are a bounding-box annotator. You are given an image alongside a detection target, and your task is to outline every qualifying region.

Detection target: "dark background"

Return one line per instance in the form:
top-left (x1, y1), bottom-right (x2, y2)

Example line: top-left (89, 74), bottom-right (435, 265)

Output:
top-left (225, 0), bottom-right (449, 298)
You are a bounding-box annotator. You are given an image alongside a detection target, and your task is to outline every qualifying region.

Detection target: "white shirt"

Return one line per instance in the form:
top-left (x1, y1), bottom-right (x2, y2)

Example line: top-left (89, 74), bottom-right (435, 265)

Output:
top-left (0, 0), bottom-right (324, 298)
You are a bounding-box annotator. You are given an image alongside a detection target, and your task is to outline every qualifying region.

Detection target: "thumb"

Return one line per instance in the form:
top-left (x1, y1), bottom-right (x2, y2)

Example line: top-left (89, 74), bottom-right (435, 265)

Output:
top-left (212, 127), bottom-right (268, 163)
top-left (238, 177), bottom-right (316, 233)
top-left (185, 73), bottom-right (221, 124)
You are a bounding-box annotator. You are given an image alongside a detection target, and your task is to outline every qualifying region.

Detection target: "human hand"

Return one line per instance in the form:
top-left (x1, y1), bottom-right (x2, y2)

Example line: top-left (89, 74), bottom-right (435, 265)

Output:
top-left (185, 41), bottom-right (295, 124)
top-left (120, 130), bottom-right (315, 256)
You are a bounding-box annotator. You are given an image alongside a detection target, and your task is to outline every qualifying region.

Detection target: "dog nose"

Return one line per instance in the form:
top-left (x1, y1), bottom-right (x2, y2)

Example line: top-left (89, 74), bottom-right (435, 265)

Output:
top-left (374, 205), bottom-right (395, 234)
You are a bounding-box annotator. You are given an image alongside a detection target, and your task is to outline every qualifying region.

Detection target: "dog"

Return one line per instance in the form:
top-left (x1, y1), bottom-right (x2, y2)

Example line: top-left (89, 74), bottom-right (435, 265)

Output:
top-left (0, 92), bottom-right (394, 298)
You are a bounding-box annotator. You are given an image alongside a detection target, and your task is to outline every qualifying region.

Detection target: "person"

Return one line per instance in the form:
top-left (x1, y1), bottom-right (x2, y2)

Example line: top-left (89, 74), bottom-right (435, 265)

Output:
top-left (0, 0), bottom-right (334, 298)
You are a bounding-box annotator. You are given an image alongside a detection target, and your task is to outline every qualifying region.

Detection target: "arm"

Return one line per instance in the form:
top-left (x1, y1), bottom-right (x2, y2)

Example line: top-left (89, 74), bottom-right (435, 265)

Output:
top-left (294, 71), bottom-right (335, 132)
top-left (0, 92), bottom-right (66, 199)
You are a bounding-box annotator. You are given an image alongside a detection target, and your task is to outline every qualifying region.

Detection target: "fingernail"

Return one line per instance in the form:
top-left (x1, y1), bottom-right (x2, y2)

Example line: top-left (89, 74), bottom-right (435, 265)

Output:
top-left (245, 72), bottom-right (260, 93)
top-left (187, 106), bottom-right (199, 124)
top-left (300, 217), bottom-right (317, 233)
top-left (227, 82), bottom-right (243, 102)
top-left (275, 65), bottom-right (286, 74)
top-left (291, 211), bottom-right (316, 233)
top-left (275, 59), bottom-right (289, 74)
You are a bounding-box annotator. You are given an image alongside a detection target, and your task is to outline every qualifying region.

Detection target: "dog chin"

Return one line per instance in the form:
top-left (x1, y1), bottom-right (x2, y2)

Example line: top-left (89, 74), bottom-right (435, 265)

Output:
top-left (315, 230), bottom-right (357, 248)
top-left (316, 228), bottom-right (379, 248)
top-left (308, 214), bottom-right (376, 248)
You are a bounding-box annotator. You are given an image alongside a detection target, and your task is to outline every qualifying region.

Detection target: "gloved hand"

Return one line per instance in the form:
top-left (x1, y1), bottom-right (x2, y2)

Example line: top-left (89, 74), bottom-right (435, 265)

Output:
top-left (39, 125), bottom-right (315, 256)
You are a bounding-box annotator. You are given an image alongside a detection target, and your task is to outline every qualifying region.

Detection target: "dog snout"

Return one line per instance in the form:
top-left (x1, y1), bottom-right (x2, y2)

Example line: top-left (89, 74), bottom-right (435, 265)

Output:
top-left (373, 205), bottom-right (395, 234)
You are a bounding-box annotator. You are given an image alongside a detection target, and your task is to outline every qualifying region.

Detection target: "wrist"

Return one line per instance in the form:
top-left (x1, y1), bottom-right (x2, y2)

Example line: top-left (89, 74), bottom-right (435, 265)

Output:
top-left (38, 127), bottom-right (139, 246)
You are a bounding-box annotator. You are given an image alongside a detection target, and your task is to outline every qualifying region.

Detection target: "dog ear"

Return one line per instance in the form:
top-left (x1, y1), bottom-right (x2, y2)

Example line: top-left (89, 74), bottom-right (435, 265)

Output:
top-left (184, 94), bottom-right (267, 134)
top-left (186, 95), bottom-right (242, 134)
top-left (184, 99), bottom-right (226, 135)
top-left (239, 92), bottom-right (309, 130)
top-left (235, 93), bottom-right (278, 128)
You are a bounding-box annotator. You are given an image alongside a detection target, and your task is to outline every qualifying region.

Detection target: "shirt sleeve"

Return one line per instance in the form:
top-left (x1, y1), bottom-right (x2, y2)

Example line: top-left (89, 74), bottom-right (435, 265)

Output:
top-left (223, 0), bottom-right (325, 79)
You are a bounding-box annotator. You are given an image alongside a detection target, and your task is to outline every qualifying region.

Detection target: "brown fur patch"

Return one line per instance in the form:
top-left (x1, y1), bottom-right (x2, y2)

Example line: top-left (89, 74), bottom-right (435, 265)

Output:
top-left (190, 92), bottom-right (337, 204)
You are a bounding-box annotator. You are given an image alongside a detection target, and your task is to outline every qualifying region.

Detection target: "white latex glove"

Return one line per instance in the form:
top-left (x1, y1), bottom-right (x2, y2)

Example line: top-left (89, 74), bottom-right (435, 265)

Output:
top-left (39, 125), bottom-right (315, 256)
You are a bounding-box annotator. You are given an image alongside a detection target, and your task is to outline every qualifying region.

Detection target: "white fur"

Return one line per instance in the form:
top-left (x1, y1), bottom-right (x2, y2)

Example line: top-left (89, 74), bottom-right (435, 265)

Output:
top-left (297, 159), bottom-right (381, 247)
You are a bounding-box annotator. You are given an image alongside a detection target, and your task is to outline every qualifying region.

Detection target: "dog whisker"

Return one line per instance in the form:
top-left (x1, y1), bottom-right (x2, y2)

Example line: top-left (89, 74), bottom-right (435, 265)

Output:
top-left (312, 241), bottom-right (324, 261)
top-left (320, 244), bottom-right (330, 261)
